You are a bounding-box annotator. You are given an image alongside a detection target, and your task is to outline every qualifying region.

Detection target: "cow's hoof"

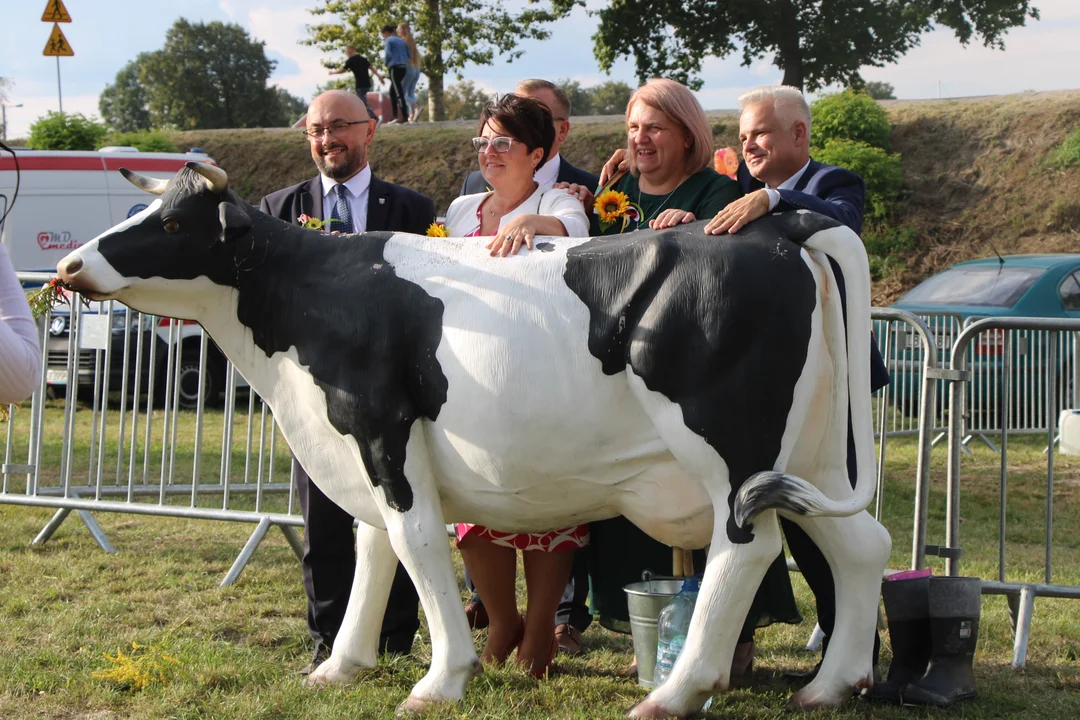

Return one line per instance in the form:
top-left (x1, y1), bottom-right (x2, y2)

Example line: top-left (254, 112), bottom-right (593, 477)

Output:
top-left (305, 658), bottom-right (362, 686)
top-left (396, 695), bottom-right (436, 717)
top-left (786, 685), bottom-right (845, 711)
top-left (627, 698), bottom-right (676, 719)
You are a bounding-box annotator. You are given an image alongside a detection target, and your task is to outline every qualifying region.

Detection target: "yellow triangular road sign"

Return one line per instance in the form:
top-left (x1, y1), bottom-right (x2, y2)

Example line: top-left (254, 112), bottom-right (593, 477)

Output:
top-left (41, 0), bottom-right (72, 23)
top-left (43, 23), bottom-right (74, 57)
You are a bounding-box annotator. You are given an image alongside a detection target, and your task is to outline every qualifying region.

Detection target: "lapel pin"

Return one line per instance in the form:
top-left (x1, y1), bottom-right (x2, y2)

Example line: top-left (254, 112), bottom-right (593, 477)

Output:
top-left (378, 198), bottom-right (385, 205)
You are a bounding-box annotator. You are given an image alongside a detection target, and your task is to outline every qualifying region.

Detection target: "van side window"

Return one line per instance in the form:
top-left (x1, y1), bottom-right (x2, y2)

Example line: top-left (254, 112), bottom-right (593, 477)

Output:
top-left (1061, 271), bottom-right (1080, 311)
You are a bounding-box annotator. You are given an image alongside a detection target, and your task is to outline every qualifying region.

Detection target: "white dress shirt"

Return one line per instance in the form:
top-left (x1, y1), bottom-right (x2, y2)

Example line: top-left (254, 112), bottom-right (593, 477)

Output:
top-left (320, 165), bottom-right (372, 232)
top-left (533, 153), bottom-right (562, 187)
top-left (764, 159), bottom-right (811, 211)
top-left (444, 184), bottom-right (589, 239)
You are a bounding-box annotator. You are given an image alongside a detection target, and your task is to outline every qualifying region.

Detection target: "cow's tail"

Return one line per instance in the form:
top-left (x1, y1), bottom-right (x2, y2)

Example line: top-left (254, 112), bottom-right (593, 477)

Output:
top-left (734, 222), bottom-right (875, 526)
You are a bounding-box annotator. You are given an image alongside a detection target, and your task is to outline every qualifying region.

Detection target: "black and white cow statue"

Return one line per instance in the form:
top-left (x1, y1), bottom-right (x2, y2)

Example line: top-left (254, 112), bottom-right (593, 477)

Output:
top-left (57, 162), bottom-right (890, 718)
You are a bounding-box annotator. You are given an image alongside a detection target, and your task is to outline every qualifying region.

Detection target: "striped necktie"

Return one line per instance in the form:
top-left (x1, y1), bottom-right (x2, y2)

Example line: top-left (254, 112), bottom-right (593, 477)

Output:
top-left (331, 184), bottom-right (354, 233)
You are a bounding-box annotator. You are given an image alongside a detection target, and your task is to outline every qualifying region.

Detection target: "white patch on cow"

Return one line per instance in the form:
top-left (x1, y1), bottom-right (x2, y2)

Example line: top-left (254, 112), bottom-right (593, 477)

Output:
top-left (57, 200), bottom-right (165, 295)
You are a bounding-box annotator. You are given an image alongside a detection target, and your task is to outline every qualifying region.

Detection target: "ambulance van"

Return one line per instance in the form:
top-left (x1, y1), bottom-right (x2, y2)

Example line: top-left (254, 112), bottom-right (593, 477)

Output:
top-left (0, 147), bottom-right (235, 407)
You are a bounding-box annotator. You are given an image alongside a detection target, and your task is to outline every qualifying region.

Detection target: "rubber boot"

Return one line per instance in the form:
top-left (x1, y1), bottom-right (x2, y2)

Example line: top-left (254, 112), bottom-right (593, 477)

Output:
top-left (870, 575), bottom-right (932, 703)
top-left (901, 576), bottom-right (981, 707)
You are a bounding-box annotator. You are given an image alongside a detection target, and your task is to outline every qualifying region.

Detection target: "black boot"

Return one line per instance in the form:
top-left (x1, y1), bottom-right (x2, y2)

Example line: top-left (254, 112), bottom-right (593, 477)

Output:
top-left (901, 576), bottom-right (981, 707)
top-left (871, 575), bottom-right (932, 703)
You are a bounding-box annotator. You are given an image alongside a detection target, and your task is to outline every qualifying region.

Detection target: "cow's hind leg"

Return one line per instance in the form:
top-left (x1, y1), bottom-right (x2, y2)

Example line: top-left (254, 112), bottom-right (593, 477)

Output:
top-left (372, 422), bottom-right (481, 713)
top-left (784, 511), bottom-right (891, 709)
top-left (625, 374), bottom-right (782, 718)
top-left (307, 522), bottom-right (398, 684)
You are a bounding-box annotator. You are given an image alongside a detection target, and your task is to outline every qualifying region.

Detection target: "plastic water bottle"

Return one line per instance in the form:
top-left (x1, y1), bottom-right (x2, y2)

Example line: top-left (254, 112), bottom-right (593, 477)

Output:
top-left (654, 576), bottom-right (712, 710)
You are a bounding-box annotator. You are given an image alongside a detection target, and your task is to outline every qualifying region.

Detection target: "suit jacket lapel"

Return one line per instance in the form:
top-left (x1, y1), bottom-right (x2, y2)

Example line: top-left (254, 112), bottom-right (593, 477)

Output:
top-left (793, 160), bottom-right (821, 193)
top-left (301, 176), bottom-right (321, 223)
top-left (367, 175), bottom-right (391, 231)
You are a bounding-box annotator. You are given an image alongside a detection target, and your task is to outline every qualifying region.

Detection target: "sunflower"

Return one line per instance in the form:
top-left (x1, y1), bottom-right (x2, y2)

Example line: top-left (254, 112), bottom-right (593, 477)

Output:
top-left (426, 222), bottom-right (449, 238)
top-left (594, 189), bottom-right (631, 224)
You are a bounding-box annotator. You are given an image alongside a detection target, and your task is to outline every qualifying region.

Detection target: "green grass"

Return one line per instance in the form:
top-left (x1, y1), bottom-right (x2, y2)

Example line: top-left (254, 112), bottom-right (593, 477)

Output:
top-left (2, 405), bottom-right (1080, 718)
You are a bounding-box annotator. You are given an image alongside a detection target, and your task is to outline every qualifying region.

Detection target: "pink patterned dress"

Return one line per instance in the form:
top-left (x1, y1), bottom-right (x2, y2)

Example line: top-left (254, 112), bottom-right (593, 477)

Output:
top-left (453, 199), bottom-right (589, 553)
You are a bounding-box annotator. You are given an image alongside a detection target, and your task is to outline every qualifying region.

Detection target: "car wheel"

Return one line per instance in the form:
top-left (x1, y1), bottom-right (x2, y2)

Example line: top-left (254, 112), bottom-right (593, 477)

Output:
top-left (175, 350), bottom-right (223, 410)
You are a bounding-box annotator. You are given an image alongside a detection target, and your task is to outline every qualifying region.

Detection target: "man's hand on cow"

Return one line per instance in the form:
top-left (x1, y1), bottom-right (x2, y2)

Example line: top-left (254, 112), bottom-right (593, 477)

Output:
top-left (649, 209), bottom-right (696, 230)
top-left (554, 182), bottom-right (596, 211)
top-left (486, 216), bottom-right (537, 257)
top-left (704, 190), bottom-right (771, 235)
top-left (598, 148), bottom-right (629, 188)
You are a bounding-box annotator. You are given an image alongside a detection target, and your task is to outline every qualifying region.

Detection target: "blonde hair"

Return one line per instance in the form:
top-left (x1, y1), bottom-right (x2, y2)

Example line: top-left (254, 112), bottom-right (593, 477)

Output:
top-left (626, 78), bottom-right (713, 175)
top-left (397, 23), bottom-right (422, 69)
top-left (738, 85), bottom-right (812, 136)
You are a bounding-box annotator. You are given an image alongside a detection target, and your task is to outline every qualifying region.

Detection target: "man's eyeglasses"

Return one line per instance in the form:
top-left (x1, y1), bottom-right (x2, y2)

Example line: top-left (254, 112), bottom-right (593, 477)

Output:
top-left (471, 136), bottom-right (515, 153)
top-left (303, 120), bottom-right (367, 140)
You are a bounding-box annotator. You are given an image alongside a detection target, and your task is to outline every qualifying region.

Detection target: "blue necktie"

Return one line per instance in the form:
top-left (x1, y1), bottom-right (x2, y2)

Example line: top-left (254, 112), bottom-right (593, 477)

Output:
top-left (331, 184), bottom-right (354, 233)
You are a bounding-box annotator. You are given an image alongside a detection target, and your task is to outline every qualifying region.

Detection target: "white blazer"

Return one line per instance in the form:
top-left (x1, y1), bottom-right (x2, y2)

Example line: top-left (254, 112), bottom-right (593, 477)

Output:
top-left (444, 184), bottom-right (589, 238)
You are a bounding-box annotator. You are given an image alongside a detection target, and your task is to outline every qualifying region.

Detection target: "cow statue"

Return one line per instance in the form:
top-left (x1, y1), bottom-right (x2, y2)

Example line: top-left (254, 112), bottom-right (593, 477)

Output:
top-left (57, 162), bottom-right (890, 718)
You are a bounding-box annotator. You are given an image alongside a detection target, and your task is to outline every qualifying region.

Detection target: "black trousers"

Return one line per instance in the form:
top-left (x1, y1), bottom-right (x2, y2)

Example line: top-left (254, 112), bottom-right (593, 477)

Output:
top-left (388, 65), bottom-right (408, 121)
top-left (294, 457), bottom-right (420, 656)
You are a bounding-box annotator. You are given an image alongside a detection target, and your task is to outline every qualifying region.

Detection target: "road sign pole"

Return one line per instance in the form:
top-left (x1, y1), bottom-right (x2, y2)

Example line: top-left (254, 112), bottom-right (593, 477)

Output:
top-left (56, 56), bottom-right (63, 113)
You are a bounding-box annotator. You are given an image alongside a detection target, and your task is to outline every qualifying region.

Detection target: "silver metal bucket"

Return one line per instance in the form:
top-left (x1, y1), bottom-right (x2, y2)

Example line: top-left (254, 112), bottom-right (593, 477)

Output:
top-left (624, 576), bottom-right (683, 688)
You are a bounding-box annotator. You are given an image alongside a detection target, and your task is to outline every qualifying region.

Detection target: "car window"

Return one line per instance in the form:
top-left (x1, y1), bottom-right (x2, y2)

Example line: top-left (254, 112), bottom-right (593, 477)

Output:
top-left (899, 266), bottom-right (1046, 307)
top-left (1061, 272), bottom-right (1080, 311)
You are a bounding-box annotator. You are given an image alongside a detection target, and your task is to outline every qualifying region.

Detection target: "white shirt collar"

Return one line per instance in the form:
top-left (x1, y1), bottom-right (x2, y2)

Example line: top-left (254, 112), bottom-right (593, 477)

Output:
top-left (768, 159), bottom-right (811, 191)
top-left (534, 153), bottom-right (561, 187)
top-left (321, 164), bottom-right (372, 199)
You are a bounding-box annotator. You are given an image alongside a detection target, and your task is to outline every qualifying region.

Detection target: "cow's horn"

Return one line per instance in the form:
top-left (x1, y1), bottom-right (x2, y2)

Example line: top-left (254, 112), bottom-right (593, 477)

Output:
top-left (187, 161), bottom-right (229, 193)
top-left (120, 168), bottom-right (170, 196)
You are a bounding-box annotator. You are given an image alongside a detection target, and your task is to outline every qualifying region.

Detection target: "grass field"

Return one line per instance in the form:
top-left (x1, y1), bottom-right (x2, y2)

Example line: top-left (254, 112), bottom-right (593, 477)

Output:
top-left (2, 404), bottom-right (1080, 719)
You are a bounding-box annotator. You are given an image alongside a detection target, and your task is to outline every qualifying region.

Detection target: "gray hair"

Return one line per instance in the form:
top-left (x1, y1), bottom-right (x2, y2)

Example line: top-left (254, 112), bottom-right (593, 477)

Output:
top-left (738, 85), bottom-right (812, 137)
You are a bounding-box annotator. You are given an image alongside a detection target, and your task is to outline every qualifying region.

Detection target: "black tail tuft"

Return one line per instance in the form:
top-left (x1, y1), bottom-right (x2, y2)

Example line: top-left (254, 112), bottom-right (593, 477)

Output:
top-left (734, 471), bottom-right (814, 528)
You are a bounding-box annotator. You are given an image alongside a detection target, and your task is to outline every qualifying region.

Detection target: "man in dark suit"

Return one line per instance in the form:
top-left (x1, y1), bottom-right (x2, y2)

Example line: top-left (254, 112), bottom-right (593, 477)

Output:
top-left (457, 79), bottom-right (597, 658)
top-left (260, 90), bottom-right (435, 675)
top-left (706, 85), bottom-right (889, 676)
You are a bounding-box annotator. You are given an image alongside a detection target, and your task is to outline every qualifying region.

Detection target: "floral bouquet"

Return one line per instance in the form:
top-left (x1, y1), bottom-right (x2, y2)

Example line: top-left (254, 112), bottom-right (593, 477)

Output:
top-left (594, 188), bottom-right (641, 233)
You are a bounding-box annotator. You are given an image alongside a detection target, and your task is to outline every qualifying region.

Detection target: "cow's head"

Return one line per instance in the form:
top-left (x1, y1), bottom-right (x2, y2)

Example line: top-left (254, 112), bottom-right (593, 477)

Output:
top-left (57, 162), bottom-right (253, 320)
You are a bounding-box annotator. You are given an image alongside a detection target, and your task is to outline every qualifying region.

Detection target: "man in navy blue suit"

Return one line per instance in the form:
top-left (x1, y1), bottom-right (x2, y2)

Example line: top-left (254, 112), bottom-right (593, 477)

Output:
top-left (706, 84), bottom-right (888, 676)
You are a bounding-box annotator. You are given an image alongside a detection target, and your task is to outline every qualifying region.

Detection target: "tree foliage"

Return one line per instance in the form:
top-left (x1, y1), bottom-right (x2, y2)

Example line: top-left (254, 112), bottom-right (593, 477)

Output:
top-left (415, 81), bottom-right (492, 121)
top-left (584, 0), bottom-right (1039, 91)
top-left (862, 81), bottom-right (896, 100)
top-left (104, 19), bottom-right (305, 130)
top-left (305, 0), bottom-right (570, 121)
top-left (102, 131), bottom-right (179, 153)
top-left (811, 89), bottom-right (892, 151)
top-left (27, 112), bottom-right (108, 151)
top-left (814, 138), bottom-right (903, 221)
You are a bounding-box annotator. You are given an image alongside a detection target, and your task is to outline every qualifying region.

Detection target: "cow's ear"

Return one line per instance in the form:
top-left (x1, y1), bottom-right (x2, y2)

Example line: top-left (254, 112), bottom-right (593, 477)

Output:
top-left (218, 202), bottom-right (251, 243)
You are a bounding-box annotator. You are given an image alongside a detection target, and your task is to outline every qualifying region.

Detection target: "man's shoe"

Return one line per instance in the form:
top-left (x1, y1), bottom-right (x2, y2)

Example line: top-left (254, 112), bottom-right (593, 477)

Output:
top-left (555, 623), bottom-right (583, 656)
top-left (465, 600), bottom-right (489, 629)
top-left (298, 644), bottom-right (330, 676)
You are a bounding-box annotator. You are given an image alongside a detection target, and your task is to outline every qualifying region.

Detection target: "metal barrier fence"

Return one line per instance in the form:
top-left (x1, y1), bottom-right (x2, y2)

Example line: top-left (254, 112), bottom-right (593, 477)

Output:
top-left (938, 316), bottom-right (1080, 669)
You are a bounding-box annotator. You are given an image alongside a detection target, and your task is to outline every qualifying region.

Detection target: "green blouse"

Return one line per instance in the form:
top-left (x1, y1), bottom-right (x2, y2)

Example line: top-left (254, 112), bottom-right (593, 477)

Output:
top-left (592, 167), bottom-right (741, 235)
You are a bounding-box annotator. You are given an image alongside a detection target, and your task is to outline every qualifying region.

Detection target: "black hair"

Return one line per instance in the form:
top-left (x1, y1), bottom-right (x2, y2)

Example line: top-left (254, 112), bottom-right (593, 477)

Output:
top-left (477, 94), bottom-right (556, 168)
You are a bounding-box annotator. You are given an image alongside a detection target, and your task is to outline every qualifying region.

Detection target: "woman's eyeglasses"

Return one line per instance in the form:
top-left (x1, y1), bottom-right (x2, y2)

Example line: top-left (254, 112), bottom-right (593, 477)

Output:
top-left (471, 136), bottom-right (515, 153)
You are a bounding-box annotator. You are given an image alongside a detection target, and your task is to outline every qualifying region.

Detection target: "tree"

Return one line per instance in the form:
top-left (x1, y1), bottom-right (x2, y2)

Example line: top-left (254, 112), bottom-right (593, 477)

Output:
top-left (99, 55), bottom-right (152, 132)
top-left (139, 19), bottom-right (290, 129)
top-left (305, 1), bottom-right (570, 121)
top-left (27, 112), bottom-right (108, 151)
top-left (585, 0), bottom-right (1039, 92)
top-left (589, 80), bottom-right (633, 116)
top-left (269, 86), bottom-right (309, 126)
top-left (415, 81), bottom-right (491, 121)
top-left (863, 81), bottom-right (896, 101)
top-left (556, 79), bottom-right (594, 117)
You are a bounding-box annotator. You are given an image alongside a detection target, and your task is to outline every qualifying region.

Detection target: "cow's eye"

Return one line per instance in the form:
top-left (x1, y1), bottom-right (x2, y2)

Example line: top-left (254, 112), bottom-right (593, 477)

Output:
top-left (164, 220), bottom-right (180, 233)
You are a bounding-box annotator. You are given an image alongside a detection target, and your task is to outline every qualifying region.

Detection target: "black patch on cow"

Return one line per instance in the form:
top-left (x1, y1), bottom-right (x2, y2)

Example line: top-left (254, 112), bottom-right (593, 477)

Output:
top-left (733, 472), bottom-right (815, 527)
top-left (535, 242), bottom-right (556, 252)
top-left (563, 216), bottom-right (818, 544)
top-left (97, 167), bottom-right (447, 512)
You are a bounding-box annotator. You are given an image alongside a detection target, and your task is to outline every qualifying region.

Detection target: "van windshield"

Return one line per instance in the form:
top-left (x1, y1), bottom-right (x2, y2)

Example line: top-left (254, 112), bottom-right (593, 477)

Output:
top-left (900, 266), bottom-right (1045, 308)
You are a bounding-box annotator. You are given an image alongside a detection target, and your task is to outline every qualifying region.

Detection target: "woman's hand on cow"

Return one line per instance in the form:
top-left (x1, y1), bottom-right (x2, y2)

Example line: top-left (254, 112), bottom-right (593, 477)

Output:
top-left (649, 209), bottom-right (696, 230)
top-left (487, 215), bottom-right (538, 257)
top-left (555, 182), bottom-right (596, 211)
top-left (598, 148), bottom-right (629, 188)
top-left (704, 190), bottom-right (771, 235)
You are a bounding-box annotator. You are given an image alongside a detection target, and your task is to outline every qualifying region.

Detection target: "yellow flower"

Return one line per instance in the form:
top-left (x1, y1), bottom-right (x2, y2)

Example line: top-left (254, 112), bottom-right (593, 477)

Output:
top-left (426, 222), bottom-right (449, 238)
top-left (595, 190), bottom-right (631, 224)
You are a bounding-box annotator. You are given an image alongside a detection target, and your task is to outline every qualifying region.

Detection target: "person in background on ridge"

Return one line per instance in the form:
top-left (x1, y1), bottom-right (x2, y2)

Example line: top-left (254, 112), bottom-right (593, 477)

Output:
top-left (456, 78), bottom-right (598, 658)
top-left (329, 45), bottom-right (384, 124)
top-left (0, 240), bottom-right (42, 406)
top-left (381, 24), bottom-right (411, 124)
top-left (397, 23), bottom-right (423, 123)
top-left (259, 89), bottom-right (436, 676)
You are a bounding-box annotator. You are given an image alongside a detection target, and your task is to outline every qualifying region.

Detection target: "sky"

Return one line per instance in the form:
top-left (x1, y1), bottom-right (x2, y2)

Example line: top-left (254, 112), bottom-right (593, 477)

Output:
top-left (2, 0), bottom-right (1079, 139)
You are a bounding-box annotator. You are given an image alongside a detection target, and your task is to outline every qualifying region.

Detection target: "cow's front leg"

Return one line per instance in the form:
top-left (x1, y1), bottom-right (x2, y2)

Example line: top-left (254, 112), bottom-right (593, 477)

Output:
top-left (371, 422), bottom-right (481, 714)
top-left (307, 521), bottom-right (398, 685)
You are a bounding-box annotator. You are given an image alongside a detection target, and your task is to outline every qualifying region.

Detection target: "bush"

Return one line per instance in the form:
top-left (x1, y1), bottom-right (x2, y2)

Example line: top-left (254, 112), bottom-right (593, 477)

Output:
top-left (27, 111), bottom-right (108, 150)
top-left (810, 89), bottom-right (891, 151)
top-left (1045, 127), bottom-right (1080, 169)
top-left (102, 131), bottom-right (179, 153)
top-left (1045, 197), bottom-right (1080, 232)
top-left (813, 138), bottom-right (903, 220)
